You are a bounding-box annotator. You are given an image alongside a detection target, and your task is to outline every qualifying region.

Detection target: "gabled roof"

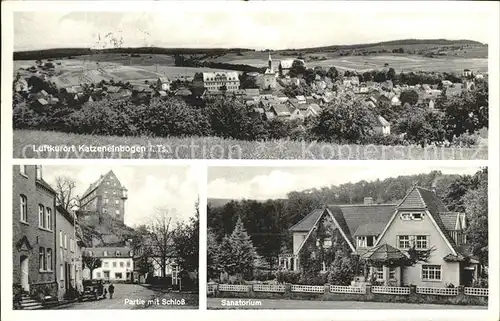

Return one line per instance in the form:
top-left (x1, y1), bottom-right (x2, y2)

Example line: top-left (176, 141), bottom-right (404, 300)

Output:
top-left (289, 209), bottom-right (324, 232)
top-left (272, 104), bottom-right (291, 116)
top-left (81, 170), bottom-right (114, 199)
top-left (438, 212), bottom-right (462, 230)
top-left (354, 222), bottom-right (388, 236)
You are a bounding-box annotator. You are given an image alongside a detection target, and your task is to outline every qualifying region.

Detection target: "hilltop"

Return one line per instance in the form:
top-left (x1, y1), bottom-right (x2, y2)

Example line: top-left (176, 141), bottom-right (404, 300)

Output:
top-left (13, 38), bottom-right (487, 60)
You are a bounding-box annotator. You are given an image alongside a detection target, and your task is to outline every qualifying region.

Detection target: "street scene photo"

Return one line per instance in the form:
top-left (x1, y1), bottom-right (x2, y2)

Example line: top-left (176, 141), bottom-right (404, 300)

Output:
top-left (206, 165), bottom-right (488, 309)
top-left (12, 2), bottom-right (490, 159)
top-left (12, 165), bottom-right (199, 309)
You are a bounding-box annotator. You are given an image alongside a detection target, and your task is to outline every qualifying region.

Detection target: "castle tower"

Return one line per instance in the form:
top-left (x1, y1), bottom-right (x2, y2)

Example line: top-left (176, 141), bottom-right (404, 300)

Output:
top-left (79, 170), bottom-right (127, 223)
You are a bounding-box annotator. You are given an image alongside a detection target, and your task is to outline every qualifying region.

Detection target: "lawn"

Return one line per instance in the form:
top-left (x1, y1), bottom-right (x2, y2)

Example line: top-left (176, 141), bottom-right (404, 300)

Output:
top-left (13, 130), bottom-right (488, 160)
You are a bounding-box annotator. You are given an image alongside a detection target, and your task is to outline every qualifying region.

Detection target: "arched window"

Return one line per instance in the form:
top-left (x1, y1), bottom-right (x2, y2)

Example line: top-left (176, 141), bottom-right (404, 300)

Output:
top-left (46, 248), bottom-right (52, 271)
top-left (103, 250), bottom-right (108, 257)
top-left (20, 195), bottom-right (28, 222)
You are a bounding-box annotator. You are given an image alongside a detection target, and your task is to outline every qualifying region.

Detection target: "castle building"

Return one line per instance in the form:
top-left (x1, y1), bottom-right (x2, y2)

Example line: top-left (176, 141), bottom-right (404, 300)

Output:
top-left (79, 171), bottom-right (128, 223)
top-left (263, 53), bottom-right (277, 90)
top-left (13, 165), bottom-right (58, 297)
top-left (202, 71), bottom-right (240, 92)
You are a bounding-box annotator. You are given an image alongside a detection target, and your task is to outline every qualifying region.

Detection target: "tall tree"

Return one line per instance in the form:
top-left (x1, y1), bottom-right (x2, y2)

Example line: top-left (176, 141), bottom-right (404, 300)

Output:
top-left (82, 253), bottom-right (102, 280)
top-left (207, 228), bottom-right (220, 280)
top-left (173, 200), bottom-right (200, 278)
top-left (146, 208), bottom-right (177, 277)
top-left (54, 176), bottom-right (78, 210)
top-left (464, 170), bottom-right (488, 267)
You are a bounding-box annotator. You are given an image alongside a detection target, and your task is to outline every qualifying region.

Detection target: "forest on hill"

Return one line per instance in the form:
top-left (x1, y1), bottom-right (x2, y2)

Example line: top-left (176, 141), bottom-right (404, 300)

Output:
top-left (208, 168), bottom-right (488, 272)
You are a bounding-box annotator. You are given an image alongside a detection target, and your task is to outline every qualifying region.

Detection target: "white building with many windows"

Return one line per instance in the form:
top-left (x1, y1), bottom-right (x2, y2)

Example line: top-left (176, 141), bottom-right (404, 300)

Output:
top-left (82, 247), bottom-right (134, 282)
top-left (202, 71), bottom-right (240, 92)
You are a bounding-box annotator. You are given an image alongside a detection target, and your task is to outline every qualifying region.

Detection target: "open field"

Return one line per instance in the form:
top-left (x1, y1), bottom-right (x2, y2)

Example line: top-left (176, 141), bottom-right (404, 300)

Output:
top-left (14, 130), bottom-right (487, 160)
top-left (215, 52), bottom-right (488, 73)
top-left (15, 58), bottom-right (235, 88)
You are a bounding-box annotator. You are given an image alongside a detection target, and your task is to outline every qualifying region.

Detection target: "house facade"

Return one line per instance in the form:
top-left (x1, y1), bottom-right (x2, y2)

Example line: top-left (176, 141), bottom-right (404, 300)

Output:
top-left (13, 165), bottom-right (58, 297)
top-left (55, 205), bottom-right (82, 299)
top-left (83, 247), bottom-right (134, 282)
top-left (79, 170), bottom-right (128, 223)
top-left (279, 186), bottom-right (479, 287)
top-left (202, 72), bottom-right (240, 92)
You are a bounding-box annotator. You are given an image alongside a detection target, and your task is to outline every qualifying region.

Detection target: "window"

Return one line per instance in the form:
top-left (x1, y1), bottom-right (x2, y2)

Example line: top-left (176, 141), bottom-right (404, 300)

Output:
top-left (422, 265), bottom-right (441, 281)
top-left (20, 165), bottom-right (28, 176)
top-left (96, 272), bottom-right (101, 278)
top-left (60, 264), bottom-right (64, 281)
top-left (120, 262), bottom-right (124, 268)
top-left (35, 165), bottom-right (43, 180)
top-left (59, 230), bottom-right (63, 248)
top-left (126, 261), bottom-right (131, 268)
top-left (45, 207), bottom-right (52, 230)
top-left (38, 205), bottom-right (45, 228)
top-left (412, 213), bottom-right (423, 220)
top-left (116, 251), bottom-right (121, 256)
top-left (113, 262), bottom-right (117, 268)
top-left (115, 210), bottom-right (120, 215)
top-left (103, 262), bottom-right (109, 267)
top-left (398, 235), bottom-right (410, 249)
top-left (46, 248), bottom-right (52, 271)
top-left (64, 234), bottom-right (67, 249)
top-left (115, 272), bottom-right (122, 279)
top-left (389, 267), bottom-right (396, 280)
top-left (39, 247), bottom-right (45, 271)
top-left (20, 195), bottom-right (28, 222)
top-left (373, 266), bottom-right (384, 281)
top-left (104, 198), bottom-right (108, 204)
top-left (400, 213), bottom-right (412, 220)
top-left (103, 250), bottom-right (108, 257)
top-left (367, 236), bottom-right (375, 247)
top-left (103, 208), bottom-right (107, 214)
top-left (88, 250), bottom-right (93, 256)
top-left (129, 251), bottom-right (133, 257)
top-left (416, 235), bottom-right (428, 249)
top-left (357, 236), bottom-right (367, 248)
top-left (115, 200), bottom-right (119, 204)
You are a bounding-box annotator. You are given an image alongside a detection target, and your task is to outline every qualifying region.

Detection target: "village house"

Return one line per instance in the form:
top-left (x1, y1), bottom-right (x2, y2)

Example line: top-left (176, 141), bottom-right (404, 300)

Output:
top-left (156, 77), bottom-right (171, 92)
top-left (55, 205), bottom-right (84, 299)
top-left (13, 165), bottom-right (58, 298)
top-left (202, 71), bottom-right (240, 92)
top-left (279, 185), bottom-right (480, 287)
top-left (82, 247), bottom-right (134, 282)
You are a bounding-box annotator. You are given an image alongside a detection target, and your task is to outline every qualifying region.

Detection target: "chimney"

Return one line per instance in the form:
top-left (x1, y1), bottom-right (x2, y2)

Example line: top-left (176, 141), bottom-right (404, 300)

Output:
top-left (364, 197), bottom-right (374, 205)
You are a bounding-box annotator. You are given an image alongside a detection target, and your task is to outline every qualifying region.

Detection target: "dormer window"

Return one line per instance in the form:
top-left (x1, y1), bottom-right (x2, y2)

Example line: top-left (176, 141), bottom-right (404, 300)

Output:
top-left (116, 251), bottom-right (121, 256)
top-left (400, 212), bottom-right (424, 221)
top-left (103, 250), bottom-right (108, 257)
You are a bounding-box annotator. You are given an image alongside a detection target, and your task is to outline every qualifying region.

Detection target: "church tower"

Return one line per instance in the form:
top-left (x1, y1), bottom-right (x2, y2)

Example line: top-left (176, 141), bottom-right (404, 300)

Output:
top-left (263, 52), bottom-right (277, 90)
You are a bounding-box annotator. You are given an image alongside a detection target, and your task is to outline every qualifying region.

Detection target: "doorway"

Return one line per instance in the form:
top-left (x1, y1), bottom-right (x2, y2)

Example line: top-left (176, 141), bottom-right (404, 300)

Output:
top-left (65, 262), bottom-right (71, 292)
top-left (20, 256), bottom-right (29, 292)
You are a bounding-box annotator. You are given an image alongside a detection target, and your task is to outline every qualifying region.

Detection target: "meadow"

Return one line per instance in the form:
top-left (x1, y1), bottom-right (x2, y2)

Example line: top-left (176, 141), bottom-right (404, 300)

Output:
top-left (217, 53), bottom-right (488, 73)
top-left (14, 130), bottom-right (488, 160)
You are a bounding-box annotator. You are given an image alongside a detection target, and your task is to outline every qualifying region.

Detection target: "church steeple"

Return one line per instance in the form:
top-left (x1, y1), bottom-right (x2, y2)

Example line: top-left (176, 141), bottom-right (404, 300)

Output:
top-left (268, 52), bottom-right (273, 73)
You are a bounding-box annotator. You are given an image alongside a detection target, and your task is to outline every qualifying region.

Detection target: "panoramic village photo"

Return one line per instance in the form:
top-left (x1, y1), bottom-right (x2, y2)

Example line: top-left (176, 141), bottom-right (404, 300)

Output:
top-left (12, 164), bottom-right (199, 309)
top-left (206, 165), bottom-right (488, 309)
top-left (12, 4), bottom-right (489, 160)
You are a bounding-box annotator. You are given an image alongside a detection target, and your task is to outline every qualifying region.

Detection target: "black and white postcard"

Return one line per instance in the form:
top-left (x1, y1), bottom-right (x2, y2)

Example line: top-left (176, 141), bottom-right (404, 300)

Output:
top-left (12, 164), bottom-right (199, 310)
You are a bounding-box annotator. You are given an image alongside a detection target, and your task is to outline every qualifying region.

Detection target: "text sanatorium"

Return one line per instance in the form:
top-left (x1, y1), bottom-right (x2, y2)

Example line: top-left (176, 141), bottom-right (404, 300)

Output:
top-left (221, 299), bottom-right (262, 306)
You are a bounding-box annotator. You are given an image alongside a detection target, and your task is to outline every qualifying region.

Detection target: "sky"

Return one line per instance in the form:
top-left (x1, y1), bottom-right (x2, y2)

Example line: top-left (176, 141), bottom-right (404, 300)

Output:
top-left (12, 1), bottom-right (493, 51)
top-left (42, 165), bottom-right (199, 227)
top-left (207, 165), bottom-right (484, 200)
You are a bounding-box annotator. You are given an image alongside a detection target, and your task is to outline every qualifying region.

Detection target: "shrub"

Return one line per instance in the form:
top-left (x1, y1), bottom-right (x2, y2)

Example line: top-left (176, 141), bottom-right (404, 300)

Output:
top-left (299, 273), bottom-right (328, 286)
top-left (276, 271), bottom-right (301, 284)
top-left (451, 133), bottom-right (480, 147)
top-left (365, 133), bottom-right (407, 146)
top-left (471, 277), bottom-right (488, 288)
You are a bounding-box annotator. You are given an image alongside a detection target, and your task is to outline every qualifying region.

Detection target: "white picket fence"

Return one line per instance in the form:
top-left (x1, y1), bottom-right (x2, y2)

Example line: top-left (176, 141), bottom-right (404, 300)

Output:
top-left (253, 284), bottom-right (286, 293)
top-left (291, 284), bottom-right (325, 294)
top-left (416, 286), bottom-right (458, 296)
top-left (372, 286), bottom-right (410, 295)
top-left (464, 287), bottom-right (488, 297)
top-left (330, 285), bottom-right (365, 294)
top-left (218, 284), bottom-right (250, 292)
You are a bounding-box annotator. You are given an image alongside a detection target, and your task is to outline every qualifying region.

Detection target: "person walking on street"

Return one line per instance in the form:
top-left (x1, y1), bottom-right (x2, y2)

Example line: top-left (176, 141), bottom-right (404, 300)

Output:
top-left (108, 283), bottom-right (115, 299)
